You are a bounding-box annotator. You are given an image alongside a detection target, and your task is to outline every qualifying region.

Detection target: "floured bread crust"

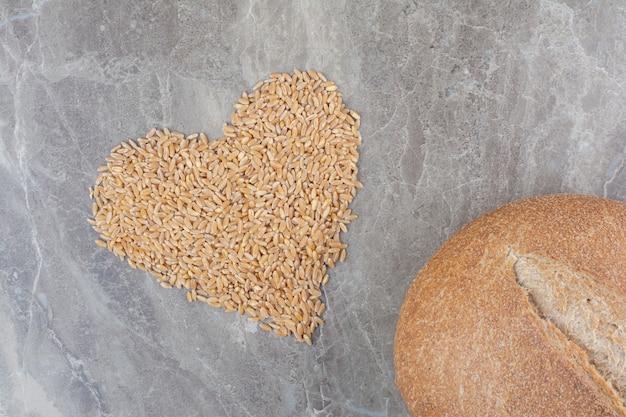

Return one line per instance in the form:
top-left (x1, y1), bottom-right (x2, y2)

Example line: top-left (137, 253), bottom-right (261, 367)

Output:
top-left (394, 194), bottom-right (626, 417)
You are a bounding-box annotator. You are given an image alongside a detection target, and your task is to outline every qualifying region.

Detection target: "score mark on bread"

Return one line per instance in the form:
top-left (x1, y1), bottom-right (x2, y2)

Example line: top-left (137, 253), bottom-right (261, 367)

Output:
top-left (511, 250), bottom-right (626, 400)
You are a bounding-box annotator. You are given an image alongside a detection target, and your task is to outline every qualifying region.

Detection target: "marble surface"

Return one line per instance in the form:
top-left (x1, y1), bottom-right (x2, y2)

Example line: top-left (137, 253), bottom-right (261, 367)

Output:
top-left (1, 1), bottom-right (626, 416)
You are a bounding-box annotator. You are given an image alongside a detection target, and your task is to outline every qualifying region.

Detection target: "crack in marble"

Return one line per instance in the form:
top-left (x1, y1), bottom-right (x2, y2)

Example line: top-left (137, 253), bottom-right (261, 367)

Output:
top-left (198, 360), bottom-right (256, 417)
top-left (46, 326), bottom-right (108, 416)
top-left (603, 146), bottom-right (626, 198)
top-left (13, 86), bottom-right (45, 417)
top-left (0, 11), bottom-right (34, 29)
top-left (156, 72), bottom-right (173, 129)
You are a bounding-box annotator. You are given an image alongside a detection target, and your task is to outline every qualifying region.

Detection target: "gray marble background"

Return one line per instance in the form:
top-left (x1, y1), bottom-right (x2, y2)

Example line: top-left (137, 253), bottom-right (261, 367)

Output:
top-left (1, 1), bottom-right (625, 416)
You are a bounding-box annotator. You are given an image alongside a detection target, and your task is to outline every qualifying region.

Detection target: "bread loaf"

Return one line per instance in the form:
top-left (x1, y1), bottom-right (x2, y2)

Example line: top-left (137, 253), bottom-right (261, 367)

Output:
top-left (394, 194), bottom-right (626, 416)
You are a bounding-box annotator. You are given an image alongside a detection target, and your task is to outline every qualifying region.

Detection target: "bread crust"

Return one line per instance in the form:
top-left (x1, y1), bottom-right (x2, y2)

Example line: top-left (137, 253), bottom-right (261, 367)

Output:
top-left (395, 194), bottom-right (626, 417)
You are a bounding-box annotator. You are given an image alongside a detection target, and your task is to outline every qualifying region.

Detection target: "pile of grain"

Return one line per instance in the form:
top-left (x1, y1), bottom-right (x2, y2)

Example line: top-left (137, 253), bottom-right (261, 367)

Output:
top-left (88, 70), bottom-right (361, 343)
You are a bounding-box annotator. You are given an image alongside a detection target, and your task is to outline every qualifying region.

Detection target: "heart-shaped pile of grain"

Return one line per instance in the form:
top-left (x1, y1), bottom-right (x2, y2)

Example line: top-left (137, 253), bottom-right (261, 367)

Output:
top-left (89, 70), bottom-right (361, 344)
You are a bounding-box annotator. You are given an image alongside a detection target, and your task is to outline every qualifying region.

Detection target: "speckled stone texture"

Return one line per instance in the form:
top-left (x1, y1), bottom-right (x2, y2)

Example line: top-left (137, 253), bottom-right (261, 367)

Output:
top-left (1, 1), bottom-right (626, 416)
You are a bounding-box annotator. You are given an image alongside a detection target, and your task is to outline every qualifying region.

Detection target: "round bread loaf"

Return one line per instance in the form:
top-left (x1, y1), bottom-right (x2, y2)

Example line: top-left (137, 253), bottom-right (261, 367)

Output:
top-left (395, 194), bottom-right (626, 416)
